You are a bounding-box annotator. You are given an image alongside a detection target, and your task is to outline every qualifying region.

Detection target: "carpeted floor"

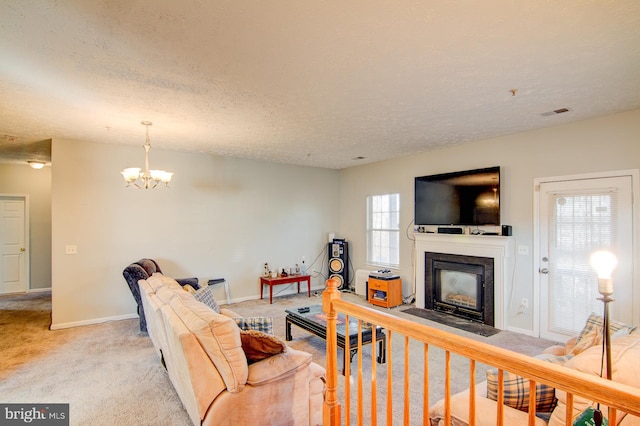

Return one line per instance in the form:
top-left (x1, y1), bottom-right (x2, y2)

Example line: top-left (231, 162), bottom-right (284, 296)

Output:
top-left (0, 290), bottom-right (559, 425)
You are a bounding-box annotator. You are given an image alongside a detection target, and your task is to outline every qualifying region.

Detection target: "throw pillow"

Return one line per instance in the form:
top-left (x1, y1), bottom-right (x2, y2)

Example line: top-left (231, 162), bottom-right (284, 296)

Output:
top-left (569, 313), bottom-right (636, 355)
top-left (239, 329), bottom-right (286, 364)
top-left (486, 354), bottom-right (573, 414)
top-left (193, 286), bottom-right (220, 313)
top-left (233, 317), bottom-right (273, 335)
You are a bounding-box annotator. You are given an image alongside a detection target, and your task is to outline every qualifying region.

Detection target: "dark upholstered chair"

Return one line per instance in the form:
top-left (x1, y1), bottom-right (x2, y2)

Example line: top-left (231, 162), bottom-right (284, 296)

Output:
top-left (123, 259), bottom-right (199, 332)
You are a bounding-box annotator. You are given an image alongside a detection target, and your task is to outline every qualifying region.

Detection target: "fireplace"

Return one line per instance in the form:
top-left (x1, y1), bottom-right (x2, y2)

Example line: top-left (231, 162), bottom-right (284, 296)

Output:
top-left (414, 233), bottom-right (513, 330)
top-left (425, 252), bottom-right (494, 326)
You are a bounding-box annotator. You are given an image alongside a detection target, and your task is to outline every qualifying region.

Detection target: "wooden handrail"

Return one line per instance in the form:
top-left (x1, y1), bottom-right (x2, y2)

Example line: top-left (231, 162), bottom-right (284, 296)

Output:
top-left (321, 279), bottom-right (640, 425)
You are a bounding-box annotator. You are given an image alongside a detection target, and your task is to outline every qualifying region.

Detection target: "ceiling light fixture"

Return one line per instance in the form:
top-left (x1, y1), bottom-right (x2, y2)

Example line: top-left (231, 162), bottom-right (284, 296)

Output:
top-left (28, 161), bottom-right (45, 169)
top-left (121, 121), bottom-right (173, 189)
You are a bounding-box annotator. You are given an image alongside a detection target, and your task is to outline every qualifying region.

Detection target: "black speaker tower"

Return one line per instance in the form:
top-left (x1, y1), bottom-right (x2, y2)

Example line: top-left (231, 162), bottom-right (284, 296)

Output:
top-left (328, 240), bottom-right (349, 290)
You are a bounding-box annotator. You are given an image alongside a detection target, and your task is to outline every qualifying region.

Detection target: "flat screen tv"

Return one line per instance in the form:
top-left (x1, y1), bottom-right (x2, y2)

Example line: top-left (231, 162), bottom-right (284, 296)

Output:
top-left (414, 166), bottom-right (500, 226)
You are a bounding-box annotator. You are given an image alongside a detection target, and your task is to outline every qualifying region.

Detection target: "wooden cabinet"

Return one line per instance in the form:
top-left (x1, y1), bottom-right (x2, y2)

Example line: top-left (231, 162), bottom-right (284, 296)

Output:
top-left (368, 277), bottom-right (402, 308)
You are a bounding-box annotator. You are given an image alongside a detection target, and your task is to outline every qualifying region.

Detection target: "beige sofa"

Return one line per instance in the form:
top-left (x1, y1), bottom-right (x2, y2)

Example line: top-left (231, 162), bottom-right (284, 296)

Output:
top-left (138, 272), bottom-right (326, 426)
top-left (429, 314), bottom-right (640, 425)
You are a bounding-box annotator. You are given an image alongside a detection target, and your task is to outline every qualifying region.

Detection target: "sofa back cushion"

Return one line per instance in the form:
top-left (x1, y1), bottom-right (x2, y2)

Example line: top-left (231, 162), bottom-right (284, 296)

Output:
top-left (169, 296), bottom-right (248, 393)
top-left (160, 304), bottom-right (226, 425)
top-left (146, 272), bottom-right (182, 292)
top-left (549, 334), bottom-right (640, 425)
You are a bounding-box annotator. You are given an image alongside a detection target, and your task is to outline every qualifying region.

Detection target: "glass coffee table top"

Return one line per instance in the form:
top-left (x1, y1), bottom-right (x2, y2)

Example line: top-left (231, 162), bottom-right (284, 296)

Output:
top-left (285, 304), bottom-right (386, 374)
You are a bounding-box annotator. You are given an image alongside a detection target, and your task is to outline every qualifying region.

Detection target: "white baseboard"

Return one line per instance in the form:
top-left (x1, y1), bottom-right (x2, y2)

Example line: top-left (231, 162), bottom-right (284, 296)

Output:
top-left (507, 325), bottom-right (536, 337)
top-left (28, 287), bottom-right (52, 293)
top-left (50, 313), bottom-right (138, 330)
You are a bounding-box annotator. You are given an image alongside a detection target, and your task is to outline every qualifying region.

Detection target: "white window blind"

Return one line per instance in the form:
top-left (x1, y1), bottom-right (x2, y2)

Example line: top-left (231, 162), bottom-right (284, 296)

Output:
top-left (366, 193), bottom-right (400, 267)
top-left (548, 188), bottom-right (618, 335)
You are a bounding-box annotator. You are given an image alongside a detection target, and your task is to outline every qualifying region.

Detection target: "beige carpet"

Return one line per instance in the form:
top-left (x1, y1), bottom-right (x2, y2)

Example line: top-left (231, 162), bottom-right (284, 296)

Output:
top-left (0, 290), bottom-right (558, 425)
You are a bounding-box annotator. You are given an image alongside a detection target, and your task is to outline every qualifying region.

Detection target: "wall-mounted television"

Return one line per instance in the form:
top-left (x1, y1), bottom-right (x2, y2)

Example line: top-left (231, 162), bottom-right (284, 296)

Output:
top-left (414, 166), bottom-right (500, 226)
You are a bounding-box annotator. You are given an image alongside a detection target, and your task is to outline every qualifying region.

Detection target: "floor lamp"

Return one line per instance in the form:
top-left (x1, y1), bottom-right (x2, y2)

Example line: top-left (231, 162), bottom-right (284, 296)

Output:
top-left (590, 250), bottom-right (617, 381)
top-left (586, 250), bottom-right (617, 426)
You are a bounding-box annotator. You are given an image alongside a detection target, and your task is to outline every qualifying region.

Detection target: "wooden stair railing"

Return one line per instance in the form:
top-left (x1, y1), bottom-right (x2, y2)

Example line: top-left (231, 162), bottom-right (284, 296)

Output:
top-left (321, 278), bottom-right (640, 425)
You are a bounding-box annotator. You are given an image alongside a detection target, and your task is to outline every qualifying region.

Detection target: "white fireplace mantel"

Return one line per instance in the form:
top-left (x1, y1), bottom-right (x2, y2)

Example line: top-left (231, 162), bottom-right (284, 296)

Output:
top-left (414, 233), bottom-right (515, 330)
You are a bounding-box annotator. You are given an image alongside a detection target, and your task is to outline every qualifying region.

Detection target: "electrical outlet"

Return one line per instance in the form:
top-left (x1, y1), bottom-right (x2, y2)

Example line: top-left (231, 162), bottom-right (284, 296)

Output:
top-left (518, 245), bottom-right (529, 255)
top-left (65, 245), bottom-right (77, 255)
top-left (521, 298), bottom-right (529, 309)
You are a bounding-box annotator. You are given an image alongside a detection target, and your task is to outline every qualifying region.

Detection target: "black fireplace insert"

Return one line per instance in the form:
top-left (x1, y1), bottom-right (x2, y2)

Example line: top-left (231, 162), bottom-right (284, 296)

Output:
top-left (425, 252), bottom-right (494, 326)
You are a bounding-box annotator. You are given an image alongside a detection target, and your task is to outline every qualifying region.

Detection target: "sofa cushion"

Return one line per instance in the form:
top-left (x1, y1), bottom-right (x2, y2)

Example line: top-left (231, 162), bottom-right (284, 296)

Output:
top-left (245, 348), bottom-right (312, 386)
top-left (234, 317), bottom-right (273, 334)
top-left (240, 329), bottom-right (285, 363)
top-left (193, 286), bottom-right (220, 313)
top-left (486, 354), bottom-right (573, 414)
top-left (169, 296), bottom-right (248, 393)
top-left (549, 334), bottom-right (640, 426)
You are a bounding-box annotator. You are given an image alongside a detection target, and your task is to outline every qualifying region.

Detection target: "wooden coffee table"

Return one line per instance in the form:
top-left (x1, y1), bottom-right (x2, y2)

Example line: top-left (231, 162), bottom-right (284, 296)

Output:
top-left (285, 304), bottom-right (386, 374)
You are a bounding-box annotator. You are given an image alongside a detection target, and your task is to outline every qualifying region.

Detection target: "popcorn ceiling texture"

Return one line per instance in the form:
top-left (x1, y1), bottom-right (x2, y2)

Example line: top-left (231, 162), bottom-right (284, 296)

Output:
top-left (1, 1), bottom-right (639, 169)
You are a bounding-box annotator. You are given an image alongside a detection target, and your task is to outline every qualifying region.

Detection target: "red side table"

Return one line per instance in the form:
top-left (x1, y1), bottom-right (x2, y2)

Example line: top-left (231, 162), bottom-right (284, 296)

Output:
top-left (260, 274), bottom-right (311, 304)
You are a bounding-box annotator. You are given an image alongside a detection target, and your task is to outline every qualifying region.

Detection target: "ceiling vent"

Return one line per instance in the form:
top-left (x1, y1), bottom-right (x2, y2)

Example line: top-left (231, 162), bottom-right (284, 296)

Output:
top-left (540, 107), bottom-right (572, 117)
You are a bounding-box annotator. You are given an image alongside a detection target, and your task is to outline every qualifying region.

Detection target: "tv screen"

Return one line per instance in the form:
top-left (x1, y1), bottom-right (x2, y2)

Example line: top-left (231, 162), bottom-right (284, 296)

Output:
top-left (414, 166), bottom-right (500, 226)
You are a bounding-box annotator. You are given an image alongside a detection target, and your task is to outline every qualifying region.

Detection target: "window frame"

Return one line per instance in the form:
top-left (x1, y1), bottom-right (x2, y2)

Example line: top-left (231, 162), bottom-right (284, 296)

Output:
top-left (366, 193), bottom-right (400, 268)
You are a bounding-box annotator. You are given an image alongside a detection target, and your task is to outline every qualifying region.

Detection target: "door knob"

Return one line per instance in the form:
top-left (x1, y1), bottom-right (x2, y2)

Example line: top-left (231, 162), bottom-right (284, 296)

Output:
top-left (539, 268), bottom-right (549, 274)
top-left (20, 247), bottom-right (26, 252)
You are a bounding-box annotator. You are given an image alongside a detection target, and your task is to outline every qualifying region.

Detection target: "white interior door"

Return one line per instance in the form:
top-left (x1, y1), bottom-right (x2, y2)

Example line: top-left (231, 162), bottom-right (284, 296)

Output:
top-left (0, 197), bottom-right (28, 294)
top-left (538, 175), bottom-right (633, 342)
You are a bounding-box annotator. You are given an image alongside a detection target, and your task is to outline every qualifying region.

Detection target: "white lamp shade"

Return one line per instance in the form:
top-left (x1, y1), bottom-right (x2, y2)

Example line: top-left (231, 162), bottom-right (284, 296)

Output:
top-left (149, 169), bottom-right (165, 181)
top-left (160, 172), bottom-right (173, 183)
top-left (121, 168), bottom-right (141, 181)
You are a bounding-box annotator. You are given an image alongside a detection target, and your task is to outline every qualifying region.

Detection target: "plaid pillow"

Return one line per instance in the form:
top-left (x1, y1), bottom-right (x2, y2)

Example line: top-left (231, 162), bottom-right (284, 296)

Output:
top-left (570, 313), bottom-right (636, 355)
top-left (486, 354), bottom-right (573, 414)
top-left (193, 286), bottom-right (220, 313)
top-left (233, 317), bottom-right (273, 335)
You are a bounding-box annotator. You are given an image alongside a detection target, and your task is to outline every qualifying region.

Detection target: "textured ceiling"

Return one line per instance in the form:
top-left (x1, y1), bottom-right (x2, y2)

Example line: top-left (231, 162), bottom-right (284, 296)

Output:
top-left (1, 1), bottom-right (639, 169)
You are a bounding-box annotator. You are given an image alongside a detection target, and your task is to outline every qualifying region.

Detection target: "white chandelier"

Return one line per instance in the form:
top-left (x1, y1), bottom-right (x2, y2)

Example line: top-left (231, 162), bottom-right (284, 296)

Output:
top-left (121, 121), bottom-right (173, 189)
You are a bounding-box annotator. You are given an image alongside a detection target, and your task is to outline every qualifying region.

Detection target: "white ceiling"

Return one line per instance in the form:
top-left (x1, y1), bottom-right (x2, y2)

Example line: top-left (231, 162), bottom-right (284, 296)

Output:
top-left (1, 1), bottom-right (639, 169)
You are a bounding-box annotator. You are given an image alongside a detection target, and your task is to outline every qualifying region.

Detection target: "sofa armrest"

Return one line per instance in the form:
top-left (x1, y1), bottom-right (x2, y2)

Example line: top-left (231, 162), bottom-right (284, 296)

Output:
top-left (219, 308), bottom-right (241, 318)
top-left (246, 348), bottom-right (312, 386)
top-left (176, 277), bottom-right (200, 289)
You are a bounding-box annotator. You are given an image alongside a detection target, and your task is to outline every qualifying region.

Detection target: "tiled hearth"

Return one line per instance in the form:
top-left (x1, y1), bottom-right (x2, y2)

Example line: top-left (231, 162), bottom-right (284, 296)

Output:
top-left (414, 233), bottom-right (514, 330)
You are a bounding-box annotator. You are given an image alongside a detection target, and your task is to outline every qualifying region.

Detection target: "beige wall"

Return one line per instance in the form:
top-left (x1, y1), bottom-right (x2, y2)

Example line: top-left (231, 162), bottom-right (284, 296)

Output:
top-left (0, 163), bottom-right (52, 290)
top-left (48, 109), bottom-right (640, 331)
top-left (339, 109), bottom-right (640, 333)
top-left (51, 138), bottom-right (340, 328)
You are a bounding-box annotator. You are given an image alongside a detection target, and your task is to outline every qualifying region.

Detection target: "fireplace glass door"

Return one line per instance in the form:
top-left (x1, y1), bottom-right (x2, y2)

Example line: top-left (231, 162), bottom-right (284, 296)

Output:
top-left (434, 261), bottom-right (484, 320)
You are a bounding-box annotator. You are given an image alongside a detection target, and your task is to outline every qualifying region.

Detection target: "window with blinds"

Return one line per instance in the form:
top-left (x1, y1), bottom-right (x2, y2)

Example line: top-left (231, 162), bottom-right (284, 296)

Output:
top-left (548, 189), bottom-right (617, 335)
top-left (366, 193), bottom-right (400, 267)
